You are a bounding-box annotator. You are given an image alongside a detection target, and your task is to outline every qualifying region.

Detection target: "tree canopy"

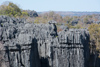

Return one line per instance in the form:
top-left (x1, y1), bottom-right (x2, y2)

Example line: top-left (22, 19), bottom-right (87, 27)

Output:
top-left (0, 2), bottom-right (28, 17)
top-left (88, 24), bottom-right (100, 52)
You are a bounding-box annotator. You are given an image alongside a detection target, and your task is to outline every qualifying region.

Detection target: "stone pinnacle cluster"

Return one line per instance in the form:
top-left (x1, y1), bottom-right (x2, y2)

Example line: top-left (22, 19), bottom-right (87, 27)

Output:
top-left (0, 16), bottom-right (90, 67)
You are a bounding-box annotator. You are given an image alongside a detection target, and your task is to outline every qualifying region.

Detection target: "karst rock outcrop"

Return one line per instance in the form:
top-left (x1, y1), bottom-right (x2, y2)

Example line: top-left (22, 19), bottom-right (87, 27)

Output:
top-left (0, 16), bottom-right (90, 67)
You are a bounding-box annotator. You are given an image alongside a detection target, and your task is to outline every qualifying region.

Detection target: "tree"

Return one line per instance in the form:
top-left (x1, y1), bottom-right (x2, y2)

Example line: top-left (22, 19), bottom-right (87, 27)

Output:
top-left (0, 2), bottom-right (28, 17)
top-left (88, 24), bottom-right (100, 51)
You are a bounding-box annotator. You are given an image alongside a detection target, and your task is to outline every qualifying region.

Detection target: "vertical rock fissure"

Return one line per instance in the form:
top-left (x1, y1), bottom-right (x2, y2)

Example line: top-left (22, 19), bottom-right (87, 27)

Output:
top-left (0, 16), bottom-right (90, 67)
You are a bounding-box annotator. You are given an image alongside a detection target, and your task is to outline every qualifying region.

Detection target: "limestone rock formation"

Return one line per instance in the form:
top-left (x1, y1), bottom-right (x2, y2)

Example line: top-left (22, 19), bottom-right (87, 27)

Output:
top-left (27, 10), bottom-right (38, 17)
top-left (0, 16), bottom-right (90, 67)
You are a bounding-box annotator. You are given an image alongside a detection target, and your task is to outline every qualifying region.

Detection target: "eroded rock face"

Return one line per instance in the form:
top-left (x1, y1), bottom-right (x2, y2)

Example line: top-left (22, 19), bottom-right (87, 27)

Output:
top-left (0, 16), bottom-right (90, 67)
top-left (51, 29), bottom-right (90, 67)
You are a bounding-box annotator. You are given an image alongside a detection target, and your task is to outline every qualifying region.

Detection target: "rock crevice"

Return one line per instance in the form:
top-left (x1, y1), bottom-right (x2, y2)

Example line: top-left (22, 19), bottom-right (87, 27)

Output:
top-left (0, 16), bottom-right (90, 67)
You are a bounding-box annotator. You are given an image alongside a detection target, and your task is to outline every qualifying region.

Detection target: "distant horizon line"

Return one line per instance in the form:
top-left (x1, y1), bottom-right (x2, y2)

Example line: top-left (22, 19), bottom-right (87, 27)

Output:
top-left (37, 11), bottom-right (100, 12)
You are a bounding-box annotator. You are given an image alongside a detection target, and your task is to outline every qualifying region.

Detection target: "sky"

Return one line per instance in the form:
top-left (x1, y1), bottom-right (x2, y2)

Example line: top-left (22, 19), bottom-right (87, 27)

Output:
top-left (0, 0), bottom-right (100, 12)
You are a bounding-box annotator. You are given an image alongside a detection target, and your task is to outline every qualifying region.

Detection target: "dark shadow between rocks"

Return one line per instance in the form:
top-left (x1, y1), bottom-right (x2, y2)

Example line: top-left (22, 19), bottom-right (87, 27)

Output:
top-left (30, 38), bottom-right (50, 67)
top-left (40, 57), bottom-right (50, 67)
top-left (30, 38), bottom-right (41, 67)
top-left (95, 53), bottom-right (100, 67)
top-left (80, 33), bottom-right (90, 67)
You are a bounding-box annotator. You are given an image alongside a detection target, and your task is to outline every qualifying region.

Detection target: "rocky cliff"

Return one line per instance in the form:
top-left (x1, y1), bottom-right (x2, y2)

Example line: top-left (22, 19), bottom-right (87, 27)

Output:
top-left (0, 16), bottom-right (90, 67)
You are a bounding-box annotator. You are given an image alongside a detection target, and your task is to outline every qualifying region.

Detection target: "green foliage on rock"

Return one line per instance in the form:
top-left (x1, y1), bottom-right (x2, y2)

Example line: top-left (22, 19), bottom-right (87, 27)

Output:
top-left (22, 11), bottom-right (28, 16)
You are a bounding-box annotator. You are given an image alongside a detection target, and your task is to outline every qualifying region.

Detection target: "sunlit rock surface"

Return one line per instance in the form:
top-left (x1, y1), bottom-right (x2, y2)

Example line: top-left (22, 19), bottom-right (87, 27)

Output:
top-left (0, 16), bottom-right (90, 67)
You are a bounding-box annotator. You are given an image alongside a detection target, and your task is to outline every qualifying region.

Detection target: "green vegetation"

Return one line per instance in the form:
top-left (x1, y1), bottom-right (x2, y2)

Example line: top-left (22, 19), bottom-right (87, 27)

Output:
top-left (21, 11), bottom-right (28, 17)
top-left (33, 11), bottom-right (63, 24)
top-left (88, 24), bottom-right (100, 58)
top-left (88, 24), bottom-right (100, 50)
top-left (0, 2), bottom-right (28, 17)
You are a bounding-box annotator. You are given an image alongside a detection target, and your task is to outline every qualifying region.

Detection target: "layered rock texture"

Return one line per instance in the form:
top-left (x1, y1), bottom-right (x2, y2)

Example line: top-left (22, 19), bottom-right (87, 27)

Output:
top-left (0, 16), bottom-right (90, 67)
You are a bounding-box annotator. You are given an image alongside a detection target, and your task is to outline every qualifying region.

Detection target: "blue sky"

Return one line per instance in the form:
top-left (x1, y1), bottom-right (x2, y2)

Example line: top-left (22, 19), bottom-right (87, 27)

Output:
top-left (0, 0), bottom-right (100, 12)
